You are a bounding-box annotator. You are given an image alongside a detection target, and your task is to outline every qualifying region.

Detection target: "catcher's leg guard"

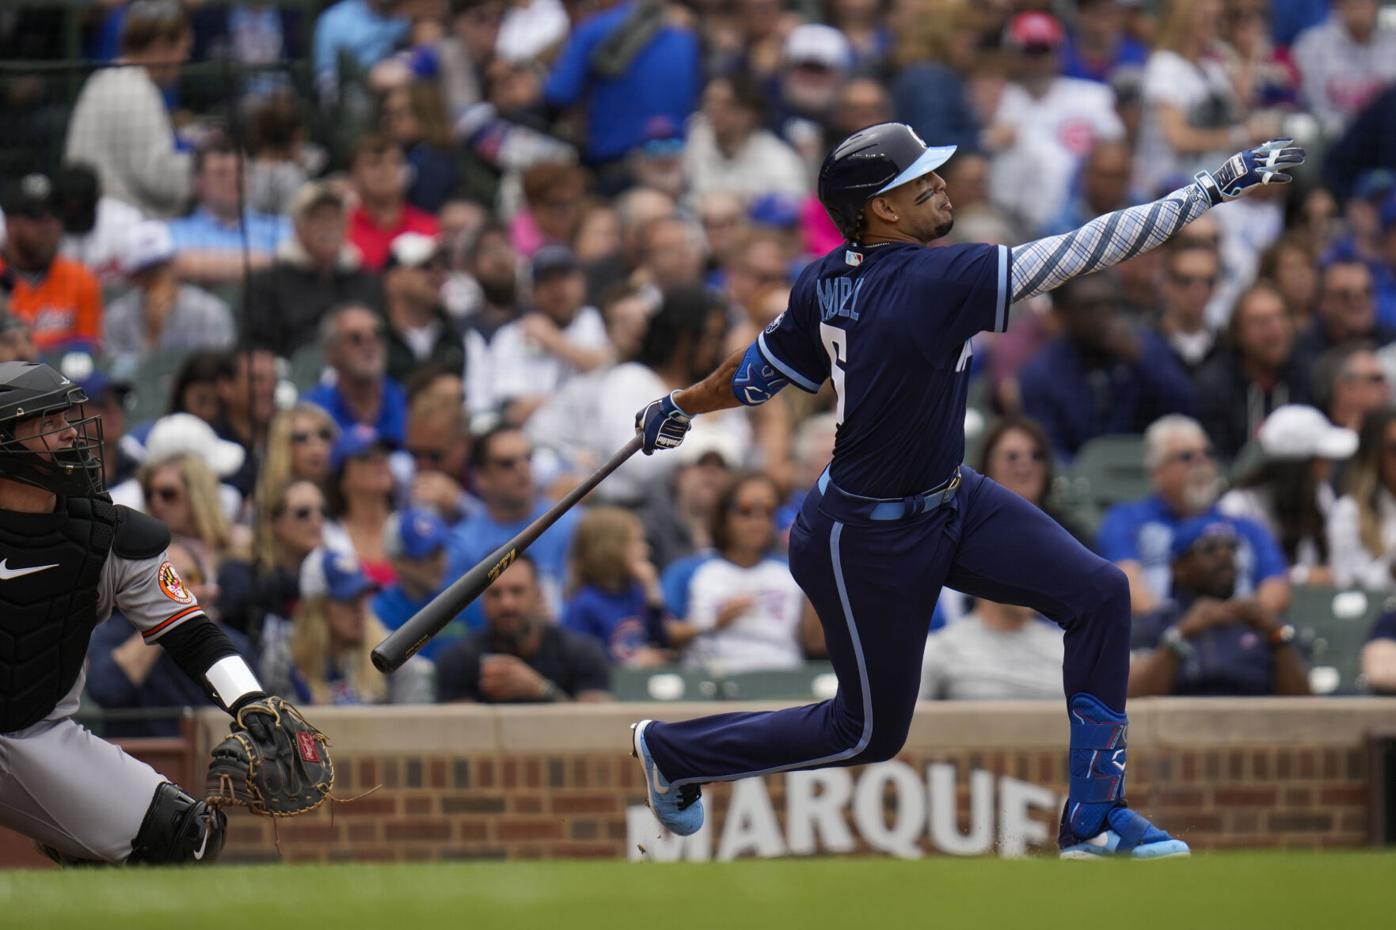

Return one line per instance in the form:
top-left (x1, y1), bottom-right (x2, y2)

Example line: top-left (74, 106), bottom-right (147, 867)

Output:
top-left (126, 782), bottom-right (227, 865)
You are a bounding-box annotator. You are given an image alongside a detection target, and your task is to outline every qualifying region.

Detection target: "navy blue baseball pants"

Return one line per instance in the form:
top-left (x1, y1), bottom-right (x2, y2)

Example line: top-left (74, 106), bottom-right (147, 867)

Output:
top-left (644, 466), bottom-right (1130, 787)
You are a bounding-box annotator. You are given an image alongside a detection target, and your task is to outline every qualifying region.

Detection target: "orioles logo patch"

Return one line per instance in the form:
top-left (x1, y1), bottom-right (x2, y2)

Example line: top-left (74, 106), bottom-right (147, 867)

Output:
top-left (158, 561), bottom-right (194, 604)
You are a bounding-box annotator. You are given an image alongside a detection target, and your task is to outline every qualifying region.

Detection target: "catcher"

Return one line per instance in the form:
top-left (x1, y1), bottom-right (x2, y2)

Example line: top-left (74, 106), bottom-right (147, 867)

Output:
top-left (0, 362), bottom-right (332, 865)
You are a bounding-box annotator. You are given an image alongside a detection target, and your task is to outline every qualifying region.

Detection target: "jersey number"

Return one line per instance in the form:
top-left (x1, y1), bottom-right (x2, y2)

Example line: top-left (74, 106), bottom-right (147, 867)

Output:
top-left (820, 322), bottom-right (847, 425)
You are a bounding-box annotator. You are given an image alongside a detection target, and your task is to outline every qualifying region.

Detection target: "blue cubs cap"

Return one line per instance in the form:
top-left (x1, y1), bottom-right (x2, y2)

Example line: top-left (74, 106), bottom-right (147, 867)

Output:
top-left (1170, 517), bottom-right (1239, 560)
top-left (385, 506), bottom-right (448, 560)
top-left (301, 546), bottom-right (379, 601)
top-left (331, 423), bottom-right (395, 470)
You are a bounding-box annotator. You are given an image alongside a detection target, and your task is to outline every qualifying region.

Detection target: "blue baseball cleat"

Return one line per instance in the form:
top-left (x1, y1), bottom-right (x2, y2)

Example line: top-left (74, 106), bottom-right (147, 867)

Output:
top-left (1058, 804), bottom-right (1191, 859)
top-left (631, 720), bottom-right (704, 836)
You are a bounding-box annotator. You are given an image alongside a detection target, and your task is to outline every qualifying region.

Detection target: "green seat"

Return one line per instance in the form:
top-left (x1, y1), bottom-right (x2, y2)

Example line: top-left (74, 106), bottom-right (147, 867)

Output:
top-left (712, 663), bottom-right (838, 702)
top-left (1288, 585), bottom-right (1388, 694)
top-left (1068, 434), bottom-right (1151, 524)
top-left (126, 349), bottom-right (193, 424)
top-left (287, 343), bottom-right (327, 394)
top-left (611, 666), bottom-right (720, 702)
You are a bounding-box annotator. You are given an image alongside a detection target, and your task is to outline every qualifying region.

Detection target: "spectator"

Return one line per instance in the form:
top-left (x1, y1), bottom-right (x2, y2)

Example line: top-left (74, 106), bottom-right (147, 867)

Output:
top-left (1155, 246), bottom-right (1223, 375)
top-left (1019, 273), bottom-right (1197, 460)
top-left (641, 430), bottom-right (739, 573)
top-left (435, 555), bottom-right (613, 702)
top-left (78, 371), bottom-right (136, 487)
top-left (212, 347), bottom-right (279, 496)
top-left (985, 12), bottom-right (1125, 234)
top-left (1361, 607), bottom-right (1396, 693)
top-left (1098, 414), bottom-right (1291, 615)
top-left (562, 506), bottom-right (677, 666)
top-left (159, 350), bottom-right (227, 429)
top-left (635, 216), bottom-right (708, 292)
top-left (1328, 407), bottom-right (1396, 589)
top-left (1058, 0), bottom-right (1149, 85)
top-left (1221, 404), bottom-right (1356, 585)
top-left (53, 162), bottom-right (145, 285)
top-left (375, 506), bottom-right (469, 660)
top-left (138, 452), bottom-right (236, 573)
top-left (260, 546), bottom-right (432, 705)
top-left (665, 472), bottom-right (825, 673)
top-left (1195, 281), bottom-right (1312, 459)
top-left (448, 425), bottom-right (580, 617)
top-left (977, 415), bottom-right (1091, 548)
top-left (512, 163), bottom-right (589, 258)
top-left (683, 74), bottom-right (809, 204)
top-left (251, 403), bottom-right (340, 527)
top-left (86, 540), bottom-right (259, 737)
top-left (772, 24), bottom-right (853, 167)
top-left (1294, 258), bottom-right (1395, 368)
top-left (324, 425), bottom-right (399, 585)
top-left (542, 0), bottom-right (702, 174)
top-left (243, 92), bottom-right (316, 217)
top-left (1129, 517), bottom-right (1310, 696)
top-left (381, 82), bottom-right (461, 214)
top-left (0, 173), bottom-right (102, 354)
top-left (1044, 139), bottom-right (1137, 235)
top-left (1132, 0), bottom-right (1277, 197)
top-left (1291, 0), bottom-right (1396, 138)
top-left (919, 598), bottom-right (1064, 700)
top-left (64, 0), bottom-right (193, 218)
top-left (1258, 234), bottom-right (1319, 328)
top-left (220, 478), bottom-right (328, 640)
top-left (888, 0), bottom-right (979, 153)
top-left (382, 232), bottom-right (464, 384)
top-left (1313, 343), bottom-right (1390, 433)
top-left (166, 134), bottom-right (291, 285)
top-left (472, 245), bottom-right (610, 423)
top-left (245, 181), bottom-right (385, 358)
top-left (404, 386), bottom-right (476, 523)
top-left (346, 134), bottom-right (440, 272)
top-left (103, 221), bottom-right (236, 364)
top-left (436, 0), bottom-right (503, 118)
top-left (304, 304), bottom-right (410, 445)
top-left (313, 0), bottom-right (410, 102)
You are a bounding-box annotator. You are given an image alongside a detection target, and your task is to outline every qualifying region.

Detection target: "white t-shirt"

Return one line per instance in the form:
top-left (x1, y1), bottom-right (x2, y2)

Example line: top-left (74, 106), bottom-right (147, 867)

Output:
top-left (680, 555), bottom-right (806, 674)
top-left (682, 117), bottom-right (811, 204)
top-left (990, 78), bottom-right (1123, 232)
top-left (61, 197), bottom-right (147, 285)
top-left (1134, 49), bottom-right (1238, 197)
top-left (470, 306), bottom-right (608, 413)
top-left (919, 613), bottom-right (1065, 701)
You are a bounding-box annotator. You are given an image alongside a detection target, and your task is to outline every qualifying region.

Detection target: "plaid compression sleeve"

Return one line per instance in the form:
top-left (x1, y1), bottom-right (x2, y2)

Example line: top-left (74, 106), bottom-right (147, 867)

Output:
top-left (1009, 183), bottom-right (1212, 302)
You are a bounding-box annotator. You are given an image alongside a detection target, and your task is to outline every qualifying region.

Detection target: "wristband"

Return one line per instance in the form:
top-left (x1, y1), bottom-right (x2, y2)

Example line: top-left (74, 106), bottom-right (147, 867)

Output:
top-left (1161, 626), bottom-right (1196, 662)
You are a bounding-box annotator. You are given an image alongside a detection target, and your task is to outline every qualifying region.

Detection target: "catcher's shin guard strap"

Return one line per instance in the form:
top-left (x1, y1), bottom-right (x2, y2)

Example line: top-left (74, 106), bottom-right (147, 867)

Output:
top-left (1068, 693), bottom-right (1128, 806)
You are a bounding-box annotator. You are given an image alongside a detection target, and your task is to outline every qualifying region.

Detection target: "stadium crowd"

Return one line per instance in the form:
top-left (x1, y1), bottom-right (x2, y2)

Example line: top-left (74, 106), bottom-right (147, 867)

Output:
top-left (2, 0), bottom-right (1396, 730)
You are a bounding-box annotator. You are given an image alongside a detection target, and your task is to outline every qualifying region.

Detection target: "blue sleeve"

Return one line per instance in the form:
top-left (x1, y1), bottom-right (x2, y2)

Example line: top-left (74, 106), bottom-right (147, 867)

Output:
top-left (660, 554), bottom-right (706, 618)
top-left (757, 283), bottom-right (827, 394)
top-left (1237, 518), bottom-right (1287, 583)
top-left (560, 590), bottom-right (600, 637)
top-left (84, 616), bottom-right (141, 709)
top-left (312, 11), bottom-right (340, 87)
top-left (905, 243), bottom-right (1012, 361)
top-left (544, 15), bottom-right (604, 107)
top-left (1369, 610), bottom-right (1396, 643)
top-left (1096, 505), bottom-right (1142, 561)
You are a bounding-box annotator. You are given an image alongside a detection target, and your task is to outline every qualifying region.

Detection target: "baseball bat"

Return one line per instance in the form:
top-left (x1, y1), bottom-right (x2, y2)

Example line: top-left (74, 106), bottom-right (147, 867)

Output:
top-left (371, 435), bottom-right (644, 673)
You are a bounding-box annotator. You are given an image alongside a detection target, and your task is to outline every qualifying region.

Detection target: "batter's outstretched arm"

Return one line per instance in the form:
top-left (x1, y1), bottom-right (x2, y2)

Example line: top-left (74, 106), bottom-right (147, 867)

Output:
top-left (675, 346), bottom-right (747, 415)
top-left (1009, 138), bottom-right (1305, 302)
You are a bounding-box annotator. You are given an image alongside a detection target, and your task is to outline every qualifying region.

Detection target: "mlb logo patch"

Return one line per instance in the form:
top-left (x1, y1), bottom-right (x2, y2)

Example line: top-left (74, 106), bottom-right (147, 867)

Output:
top-left (845, 250), bottom-right (863, 266)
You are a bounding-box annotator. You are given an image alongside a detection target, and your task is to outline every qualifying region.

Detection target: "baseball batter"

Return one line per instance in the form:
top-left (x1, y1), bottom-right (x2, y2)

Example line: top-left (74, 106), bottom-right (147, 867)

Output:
top-left (0, 362), bottom-right (274, 864)
top-left (633, 123), bottom-right (1303, 858)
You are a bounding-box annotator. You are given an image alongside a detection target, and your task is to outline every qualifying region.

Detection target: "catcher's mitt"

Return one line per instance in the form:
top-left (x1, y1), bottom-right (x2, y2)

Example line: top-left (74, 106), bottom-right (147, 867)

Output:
top-left (206, 695), bottom-right (334, 816)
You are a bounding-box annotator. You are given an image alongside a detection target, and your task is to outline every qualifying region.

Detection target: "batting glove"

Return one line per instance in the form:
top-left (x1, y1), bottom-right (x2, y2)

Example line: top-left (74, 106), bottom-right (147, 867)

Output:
top-left (1193, 138), bottom-right (1306, 206)
top-left (635, 391), bottom-right (692, 455)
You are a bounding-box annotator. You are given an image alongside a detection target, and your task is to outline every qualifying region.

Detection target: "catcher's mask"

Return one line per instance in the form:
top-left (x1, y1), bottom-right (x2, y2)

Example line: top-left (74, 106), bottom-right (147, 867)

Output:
top-left (0, 361), bottom-right (105, 498)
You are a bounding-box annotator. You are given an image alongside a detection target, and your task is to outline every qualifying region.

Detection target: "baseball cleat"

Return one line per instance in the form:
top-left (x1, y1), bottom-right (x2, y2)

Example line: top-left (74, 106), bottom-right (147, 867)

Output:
top-left (1058, 805), bottom-right (1190, 859)
top-left (631, 720), bottom-right (703, 836)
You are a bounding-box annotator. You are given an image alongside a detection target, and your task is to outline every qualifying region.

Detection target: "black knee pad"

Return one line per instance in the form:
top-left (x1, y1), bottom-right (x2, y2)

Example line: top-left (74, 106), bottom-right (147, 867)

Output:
top-left (127, 782), bottom-right (227, 865)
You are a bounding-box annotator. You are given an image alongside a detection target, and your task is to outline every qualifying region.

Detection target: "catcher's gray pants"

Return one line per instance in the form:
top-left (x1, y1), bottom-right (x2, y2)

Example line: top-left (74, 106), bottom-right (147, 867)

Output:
top-left (0, 714), bottom-right (164, 863)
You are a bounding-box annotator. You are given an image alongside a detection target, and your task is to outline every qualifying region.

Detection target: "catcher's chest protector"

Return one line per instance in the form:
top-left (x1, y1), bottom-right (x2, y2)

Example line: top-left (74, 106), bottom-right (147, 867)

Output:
top-left (0, 496), bottom-right (116, 733)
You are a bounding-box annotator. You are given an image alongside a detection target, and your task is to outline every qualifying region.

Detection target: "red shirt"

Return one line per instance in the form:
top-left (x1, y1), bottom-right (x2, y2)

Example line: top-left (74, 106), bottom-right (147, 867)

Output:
top-left (347, 204), bottom-right (439, 271)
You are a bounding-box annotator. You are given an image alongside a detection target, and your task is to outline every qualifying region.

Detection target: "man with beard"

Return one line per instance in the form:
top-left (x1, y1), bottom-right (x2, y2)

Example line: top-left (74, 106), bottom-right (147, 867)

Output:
top-left (1127, 518), bottom-right (1310, 696)
top-left (433, 555), bottom-right (611, 703)
top-left (461, 224), bottom-right (521, 428)
top-left (1097, 414), bottom-right (1290, 616)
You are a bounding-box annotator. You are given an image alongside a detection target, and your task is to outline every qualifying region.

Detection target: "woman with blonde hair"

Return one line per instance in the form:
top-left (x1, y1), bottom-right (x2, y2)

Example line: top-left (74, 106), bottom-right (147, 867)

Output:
top-left (1328, 407), bottom-right (1396, 589)
top-left (561, 507), bottom-right (686, 666)
top-left (140, 453), bottom-right (234, 569)
top-left (250, 403), bottom-right (338, 522)
top-left (218, 479), bottom-right (328, 640)
top-left (259, 547), bottom-right (432, 705)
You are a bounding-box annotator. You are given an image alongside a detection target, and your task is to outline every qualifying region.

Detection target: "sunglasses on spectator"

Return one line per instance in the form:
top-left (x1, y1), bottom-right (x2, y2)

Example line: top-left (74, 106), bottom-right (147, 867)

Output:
top-left (1170, 273), bottom-right (1218, 289)
top-left (729, 501), bottom-right (776, 518)
top-left (342, 328), bottom-right (383, 346)
top-left (148, 485), bottom-right (183, 503)
top-left (998, 449), bottom-right (1046, 464)
top-left (1343, 370), bottom-right (1387, 384)
top-left (1166, 447), bottom-right (1214, 465)
top-left (279, 505), bottom-right (328, 521)
top-left (292, 428), bottom-right (335, 445)
top-left (1330, 287), bottom-right (1373, 301)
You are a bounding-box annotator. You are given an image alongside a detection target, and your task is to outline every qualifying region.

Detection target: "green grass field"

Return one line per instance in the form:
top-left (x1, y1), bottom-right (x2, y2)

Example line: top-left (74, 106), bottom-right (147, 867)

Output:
top-left (4, 853), bottom-right (1393, 930)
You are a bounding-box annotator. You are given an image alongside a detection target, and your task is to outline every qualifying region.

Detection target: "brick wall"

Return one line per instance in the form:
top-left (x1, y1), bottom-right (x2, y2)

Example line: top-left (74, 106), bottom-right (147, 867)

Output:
top-left (204, 699), bottom-right (1392, 863)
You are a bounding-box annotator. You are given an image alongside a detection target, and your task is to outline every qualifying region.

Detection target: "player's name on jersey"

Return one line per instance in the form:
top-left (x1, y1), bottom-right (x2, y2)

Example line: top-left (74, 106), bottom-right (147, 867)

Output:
top-left (628, 761), bottom-right (1062, 860)
top-left (817, 277), bottom-right (865, 322)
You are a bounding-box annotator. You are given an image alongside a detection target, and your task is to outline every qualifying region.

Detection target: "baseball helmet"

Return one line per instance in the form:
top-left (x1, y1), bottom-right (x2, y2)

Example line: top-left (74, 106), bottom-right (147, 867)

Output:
top-left (817, 122), bottom-right (957, 242)
top-left (0, 361), bottom-right (105, 497)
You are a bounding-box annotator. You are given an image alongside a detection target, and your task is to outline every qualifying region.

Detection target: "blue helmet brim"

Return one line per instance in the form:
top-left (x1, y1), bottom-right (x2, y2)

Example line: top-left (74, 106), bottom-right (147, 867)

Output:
top-left (874, 144), bottom-right (958, 196)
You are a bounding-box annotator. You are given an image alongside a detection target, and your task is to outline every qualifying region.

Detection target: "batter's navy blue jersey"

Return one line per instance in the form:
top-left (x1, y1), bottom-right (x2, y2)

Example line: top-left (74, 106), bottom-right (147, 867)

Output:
top-left (758, 240), bottom-right (1011, 497)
